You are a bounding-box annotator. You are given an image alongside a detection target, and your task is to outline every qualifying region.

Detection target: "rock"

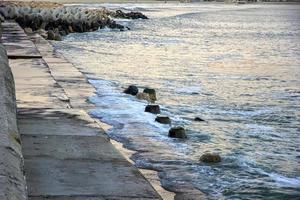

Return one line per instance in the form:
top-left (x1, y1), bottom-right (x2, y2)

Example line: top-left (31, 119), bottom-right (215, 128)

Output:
top-left (73, 21), bottom-right (83, 32)
top-left (0, 14), bottom-right (5, 22)
top-left (114, 10), bottom-right (148, 20)
top-left (108, 20), bottom-right (125, 31)
top-left (143, 88), bottom-right (157, 101)
top-left (24, 27), bottom-right (33, 34)
top-left (155, 115), bottom-right (171, 124)
top-left (52, 28), bottom-right (62, 41)
top-left (124, 85), bottom-right (138, 96)
top-left (136, 92), bottom-right (151, 102)
top-left (168, 127), bottom-right (187, 139)
top-left (91, 21), bottom-right (100, 31)
top-left (37, 28), bottom-right (47, 38)
top-left (194, 117), bottom-right (205, 122)
top-left (59, 30), bottom-right (67, 36)
top-left (31, 14), bottom-right (43, 30)
top-left (127, 11), bottom-right (148, 19)
top-left (145, 104), bottom-right (160, 114)
top-left (68, 25), bottom-right (73, 33)
top-left (200, 153), bottom-right (221, 163)
top-left (47, 30), bottom-right (55, 40)
top-left (54, 32), bottom-right (62, 41)
top-left (114, 10), bottom-right (126, 18)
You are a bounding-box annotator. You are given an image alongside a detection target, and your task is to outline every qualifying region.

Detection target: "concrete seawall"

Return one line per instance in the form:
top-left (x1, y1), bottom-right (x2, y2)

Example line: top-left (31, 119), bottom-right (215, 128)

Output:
top-left (0, 22), bottom-right (27, 200)
top-left (0, 20), bottom-right (162, 200)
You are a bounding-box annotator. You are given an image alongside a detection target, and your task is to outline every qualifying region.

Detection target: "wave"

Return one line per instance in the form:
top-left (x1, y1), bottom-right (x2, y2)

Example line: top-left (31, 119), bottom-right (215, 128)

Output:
top-left (268, 173), bottom-right (300, 188)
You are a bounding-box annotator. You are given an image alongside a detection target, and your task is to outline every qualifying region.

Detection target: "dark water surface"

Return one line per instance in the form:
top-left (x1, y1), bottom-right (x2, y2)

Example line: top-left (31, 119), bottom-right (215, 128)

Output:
top-left (54, 3), bottom-right (300, 199)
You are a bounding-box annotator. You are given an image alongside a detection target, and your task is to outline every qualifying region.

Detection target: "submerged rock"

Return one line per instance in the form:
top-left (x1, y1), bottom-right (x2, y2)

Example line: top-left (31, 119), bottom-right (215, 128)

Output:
top-left (194, 117), bottom-right (205, 122)
top-left (200, 153), bottom-right (221, 163)
top-left (143, 88), bottom-right (157, 102)
top-left (168, 127), bottom-right (187, 139)
top-left (124, 85), bottom-right (138, 96)
top-left (136, 92), bottom-right (151, 102)
top-left (145, 104), bottom-right (160, 114)
top-left (108, 20), bottom-right (125, 31)
top-left (155, 115), bottom-right (171, 124)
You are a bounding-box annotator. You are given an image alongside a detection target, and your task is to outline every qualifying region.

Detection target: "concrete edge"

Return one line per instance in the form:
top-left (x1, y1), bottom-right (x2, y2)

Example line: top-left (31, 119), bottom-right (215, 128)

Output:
top-left (0, 21), bottom-right (27, 200)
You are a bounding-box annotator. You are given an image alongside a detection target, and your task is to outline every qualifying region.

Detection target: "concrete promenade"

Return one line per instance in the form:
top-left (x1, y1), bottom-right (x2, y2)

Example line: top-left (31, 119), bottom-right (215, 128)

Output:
top-left (1, 21), bottom-right (161, 200)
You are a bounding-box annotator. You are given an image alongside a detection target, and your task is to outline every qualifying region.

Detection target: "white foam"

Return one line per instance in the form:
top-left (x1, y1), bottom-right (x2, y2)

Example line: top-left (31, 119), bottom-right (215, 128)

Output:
top-left (89, 79), bottom-right (171, 133)
top-left (99, 27), bottom-right (114, 32)
top-left (268, 173), bottom-right (300, 188)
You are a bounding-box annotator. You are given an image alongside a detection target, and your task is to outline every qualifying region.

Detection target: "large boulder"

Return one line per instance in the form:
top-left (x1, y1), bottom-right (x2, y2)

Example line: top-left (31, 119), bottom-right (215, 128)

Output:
top-left (200, 153), bottom-right (221, 163)
top-left (168, 127), bottom-right (187, 139)
top-left (124, 85), bottom-right (138, 96)
top-left (145, 104), bottom-right (160, 114)
top-left (143, 88), bottom-right (157, 102)
top-left (155, 115), bottom-right (171, 124)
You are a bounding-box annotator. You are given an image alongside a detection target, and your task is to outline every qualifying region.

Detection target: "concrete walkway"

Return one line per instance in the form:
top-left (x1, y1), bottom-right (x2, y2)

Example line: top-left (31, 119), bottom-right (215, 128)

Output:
top-left (2, 21), bottom-right (161, 200)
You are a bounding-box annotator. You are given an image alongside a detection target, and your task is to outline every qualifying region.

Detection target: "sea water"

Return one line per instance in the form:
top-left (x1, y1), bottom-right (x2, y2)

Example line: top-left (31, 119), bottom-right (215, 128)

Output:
top-left (54, 3), bottom-right (300, 199)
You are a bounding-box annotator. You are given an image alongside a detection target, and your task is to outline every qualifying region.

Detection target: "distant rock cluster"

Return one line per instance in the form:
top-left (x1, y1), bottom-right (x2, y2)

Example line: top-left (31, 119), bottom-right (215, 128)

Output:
top-left (0, 1), bottom-right (148, 40)
top-left (112, 10), bottom-right (148, 20)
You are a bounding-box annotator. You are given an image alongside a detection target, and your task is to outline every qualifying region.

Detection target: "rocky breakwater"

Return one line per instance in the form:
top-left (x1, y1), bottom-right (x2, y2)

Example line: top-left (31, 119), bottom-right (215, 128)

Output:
top-left (0, 20), bottom-right (27, 200)
top-left (0, 1), bottom-right (148, 41)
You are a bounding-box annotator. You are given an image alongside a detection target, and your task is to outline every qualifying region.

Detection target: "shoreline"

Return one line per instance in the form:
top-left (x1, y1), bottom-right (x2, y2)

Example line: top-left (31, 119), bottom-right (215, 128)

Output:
top-left (110, 139), bottom-right (176, 200)
top-left (80, 99), bottom-right (177, 199)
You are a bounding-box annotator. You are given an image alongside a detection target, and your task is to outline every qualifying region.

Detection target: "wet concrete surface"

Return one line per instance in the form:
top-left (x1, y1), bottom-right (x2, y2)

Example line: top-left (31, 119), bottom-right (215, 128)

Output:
top-left (2, 21), bottom-right (161, 200)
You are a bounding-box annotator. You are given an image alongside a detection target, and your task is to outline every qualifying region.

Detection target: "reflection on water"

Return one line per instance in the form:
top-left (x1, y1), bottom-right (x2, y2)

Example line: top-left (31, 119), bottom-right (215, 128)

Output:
top-left (55, 3), bottom-right (300, 199)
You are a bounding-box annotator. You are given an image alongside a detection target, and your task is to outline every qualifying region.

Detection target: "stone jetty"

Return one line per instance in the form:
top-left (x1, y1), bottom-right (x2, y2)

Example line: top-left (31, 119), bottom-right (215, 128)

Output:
top-left (0, 1), bottom-right (148, 40)
top-left (0, 19), bottom-right (161, 200)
